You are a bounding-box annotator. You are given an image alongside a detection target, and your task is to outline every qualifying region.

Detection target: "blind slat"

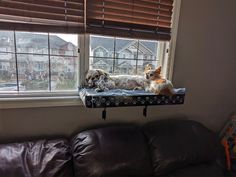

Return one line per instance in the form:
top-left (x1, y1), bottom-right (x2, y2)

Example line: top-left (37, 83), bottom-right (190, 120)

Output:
top-left (0, 1), bottom-right (84, 17)
top-left (7, 0), bottom-right (84, 10)
top-left (88, 0), bottom-right (172, 14)
top-left (87, 7), bottom-right (172, 23)
top-left (87, 13), bottom-right (171, 28)
top-left (87, 4), bottom-right (172, 18)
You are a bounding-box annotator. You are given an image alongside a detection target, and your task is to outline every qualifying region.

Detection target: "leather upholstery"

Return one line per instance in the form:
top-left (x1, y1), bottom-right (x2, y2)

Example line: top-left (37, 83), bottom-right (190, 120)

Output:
top-left (71, 125), bottom-right (153, 177)
top-left (142, 119), bottom-right (223, 176)
top-left (165, 161), bottom-right (225, 177)
top-left (0, 120), bottom-right (226, 177)
top-left (0, 139), bottom-right (73, 177)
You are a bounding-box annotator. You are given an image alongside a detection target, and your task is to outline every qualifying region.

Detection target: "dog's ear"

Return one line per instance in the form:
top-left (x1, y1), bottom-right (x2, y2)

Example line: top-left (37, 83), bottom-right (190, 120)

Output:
top-left (144, 64), bottom-right (152, 72)
top-left (155, 66), bottom-right (162, 74)
top-left (97, 69), bottom-right (110, 77)
top-left (96, 69), bottom-right (102, 76)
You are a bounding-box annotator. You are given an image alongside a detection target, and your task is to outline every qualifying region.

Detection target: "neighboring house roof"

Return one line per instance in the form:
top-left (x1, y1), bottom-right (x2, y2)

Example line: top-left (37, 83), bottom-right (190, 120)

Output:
top-left (0, 31), bottom-right (76, 50)
top-left (117, 61), bottom-right (133, 68)
top-left (91, 36), bottom-right (157, 55)
top-left (93, 46), bottom-right (109, 53)
top-left (93, 59), bottom-right (113, 66)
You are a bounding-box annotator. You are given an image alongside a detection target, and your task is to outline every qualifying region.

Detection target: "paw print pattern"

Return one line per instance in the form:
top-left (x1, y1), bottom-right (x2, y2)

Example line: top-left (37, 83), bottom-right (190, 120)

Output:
top-left (81, 89), bottom-right (185, 108)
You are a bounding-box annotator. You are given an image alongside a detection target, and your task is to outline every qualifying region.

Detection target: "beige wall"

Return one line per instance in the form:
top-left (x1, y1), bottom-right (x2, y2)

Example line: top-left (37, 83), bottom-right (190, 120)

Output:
top-left (0, 0), bottom-right (236, 141)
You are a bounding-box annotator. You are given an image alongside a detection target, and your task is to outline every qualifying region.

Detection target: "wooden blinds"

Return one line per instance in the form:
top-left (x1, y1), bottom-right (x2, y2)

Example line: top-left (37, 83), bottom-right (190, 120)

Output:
top-left (0, 0), bottom-right (85, 33)
top-left (86, 0), bottom-right (174, 40)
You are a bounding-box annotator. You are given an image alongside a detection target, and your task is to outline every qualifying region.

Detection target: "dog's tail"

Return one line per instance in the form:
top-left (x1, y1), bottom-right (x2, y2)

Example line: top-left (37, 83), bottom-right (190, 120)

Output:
top-left (160, 80), bottom-right (175, 96)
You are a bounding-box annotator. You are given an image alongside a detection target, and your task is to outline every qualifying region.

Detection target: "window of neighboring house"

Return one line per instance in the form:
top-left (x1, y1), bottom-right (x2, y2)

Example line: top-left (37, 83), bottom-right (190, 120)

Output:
top-left (94, 48), bottom-right (106, 57)
top-left (89, 35), bottom-right (169, 76)
top-left (0, 30), bottom-right (79, 94)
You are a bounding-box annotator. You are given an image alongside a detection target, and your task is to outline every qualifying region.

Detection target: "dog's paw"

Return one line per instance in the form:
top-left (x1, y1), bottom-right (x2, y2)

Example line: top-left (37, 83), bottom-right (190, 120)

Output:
top-left (95, 88), bottom-right (104, 92)
top-left (133, 86), bottom-right (143, 90)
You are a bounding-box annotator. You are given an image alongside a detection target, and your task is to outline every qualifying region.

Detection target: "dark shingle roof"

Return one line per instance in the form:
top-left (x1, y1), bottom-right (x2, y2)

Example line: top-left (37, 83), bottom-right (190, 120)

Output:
top-left (91, 36), bottom-right (157, 54)
top-left (0, 31), bottom-right (71, 49)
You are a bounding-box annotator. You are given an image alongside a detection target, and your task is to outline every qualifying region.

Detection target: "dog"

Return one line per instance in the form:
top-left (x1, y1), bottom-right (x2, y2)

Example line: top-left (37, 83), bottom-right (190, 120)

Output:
top-left (85, 69), bottom-right (148, 91)
top-left (144, 65), bottom-right (175, 96)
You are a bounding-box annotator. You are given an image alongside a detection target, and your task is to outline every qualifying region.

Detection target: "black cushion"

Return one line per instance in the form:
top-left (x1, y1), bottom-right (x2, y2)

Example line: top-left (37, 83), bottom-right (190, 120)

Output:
top-left (71, 125), bottom-right (153, 177)
top-left (143, 119), bottom-right (223, 176)
top-left (0, 139), bottom-right (73, 177)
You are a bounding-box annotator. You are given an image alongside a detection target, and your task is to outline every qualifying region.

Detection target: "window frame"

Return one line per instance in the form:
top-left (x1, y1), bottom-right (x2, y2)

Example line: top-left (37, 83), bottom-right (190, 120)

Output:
top-left (0, 0), bottom-right (182, 109)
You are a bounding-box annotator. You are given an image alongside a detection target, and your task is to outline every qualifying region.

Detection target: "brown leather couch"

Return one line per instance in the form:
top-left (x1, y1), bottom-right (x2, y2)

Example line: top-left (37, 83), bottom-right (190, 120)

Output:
top-left (0, 120), bottom-right (228, 177)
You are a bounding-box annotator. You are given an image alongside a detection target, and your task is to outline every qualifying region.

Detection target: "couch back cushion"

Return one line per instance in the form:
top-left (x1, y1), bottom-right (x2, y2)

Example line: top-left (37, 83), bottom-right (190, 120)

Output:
top-left (142, 120), bottom-right (222, 176)
top-left (0, 139), bottom-right (73, 177)
top-left (71, 125), bottom-right (153, 177)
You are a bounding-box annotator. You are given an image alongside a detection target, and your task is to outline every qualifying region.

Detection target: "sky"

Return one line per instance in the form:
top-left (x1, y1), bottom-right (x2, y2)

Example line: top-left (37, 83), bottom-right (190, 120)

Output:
top-left (54, 33), bottom-right (78, 46)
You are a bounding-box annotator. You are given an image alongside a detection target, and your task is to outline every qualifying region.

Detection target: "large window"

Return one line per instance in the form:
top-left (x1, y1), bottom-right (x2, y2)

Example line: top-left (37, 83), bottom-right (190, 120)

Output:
top-left (0, 31), bottom-right (78, 93)
top-left (89, 35), bottom-right (169, 76)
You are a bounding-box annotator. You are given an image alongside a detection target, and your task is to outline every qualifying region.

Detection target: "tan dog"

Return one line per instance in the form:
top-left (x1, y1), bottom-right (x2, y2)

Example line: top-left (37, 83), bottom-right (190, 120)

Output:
top-left (85, 69), bottom-right (148, 91)
top-left (144, 65), bottom-right (175, 96)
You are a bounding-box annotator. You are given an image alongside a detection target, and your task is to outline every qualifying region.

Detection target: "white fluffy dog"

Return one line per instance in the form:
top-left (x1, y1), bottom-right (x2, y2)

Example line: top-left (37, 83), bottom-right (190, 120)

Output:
top-left (85, 69), bottom-right (148, 92)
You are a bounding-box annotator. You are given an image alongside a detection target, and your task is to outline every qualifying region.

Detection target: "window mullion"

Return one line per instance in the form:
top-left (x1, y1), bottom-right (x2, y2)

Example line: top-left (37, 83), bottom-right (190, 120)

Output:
top-left (112, 37), bottom-right (116, 74)
top-left (135, 40), bottom-right (139, 74)
top-left (13, 31), bottom-right (19, 92)
top-left (79, 34), bottom-right (89, 87)
top-left (47, 33), bottom-right (52, 91)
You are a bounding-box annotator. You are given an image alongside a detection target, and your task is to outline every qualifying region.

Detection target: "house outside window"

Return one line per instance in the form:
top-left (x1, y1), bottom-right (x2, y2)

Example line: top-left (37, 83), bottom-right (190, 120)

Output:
top-left (0, 31), bottom-right (78, 93)
top-left (89, 35), bottom-right (167, 76)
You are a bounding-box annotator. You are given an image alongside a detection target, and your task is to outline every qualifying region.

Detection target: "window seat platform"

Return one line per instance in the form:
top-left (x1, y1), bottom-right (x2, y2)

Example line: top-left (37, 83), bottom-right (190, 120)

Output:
top-left (79, 88), bottom-right (185, 108)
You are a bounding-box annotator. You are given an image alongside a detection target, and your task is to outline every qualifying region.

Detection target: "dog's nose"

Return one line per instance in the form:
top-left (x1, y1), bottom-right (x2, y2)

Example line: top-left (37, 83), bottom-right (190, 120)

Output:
top-left (88, 80), bottom-right (93, 87)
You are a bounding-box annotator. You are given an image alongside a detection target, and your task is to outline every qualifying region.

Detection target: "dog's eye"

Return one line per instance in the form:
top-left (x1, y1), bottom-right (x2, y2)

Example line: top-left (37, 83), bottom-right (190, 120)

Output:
top-left (150, 74), bottom-right (153, 77)
top-left (95, 75), bottom-right (99, 78)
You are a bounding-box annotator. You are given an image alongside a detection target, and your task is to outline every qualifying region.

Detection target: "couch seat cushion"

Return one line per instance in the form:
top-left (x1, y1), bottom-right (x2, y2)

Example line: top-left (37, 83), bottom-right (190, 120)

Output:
top-left (71, 125), bottom-right (153, 177)
top-left (143, 119), bottom-right (223, 176)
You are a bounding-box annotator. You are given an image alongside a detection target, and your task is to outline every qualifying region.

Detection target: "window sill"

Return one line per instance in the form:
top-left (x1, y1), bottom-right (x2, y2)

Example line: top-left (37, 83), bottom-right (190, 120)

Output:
top-left (0, 96), bottom-right (83, 109)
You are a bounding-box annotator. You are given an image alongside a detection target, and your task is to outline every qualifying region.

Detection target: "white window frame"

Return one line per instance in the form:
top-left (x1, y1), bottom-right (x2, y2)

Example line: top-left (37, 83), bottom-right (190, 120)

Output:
top-left (0, 0), bottom-right (181, 109)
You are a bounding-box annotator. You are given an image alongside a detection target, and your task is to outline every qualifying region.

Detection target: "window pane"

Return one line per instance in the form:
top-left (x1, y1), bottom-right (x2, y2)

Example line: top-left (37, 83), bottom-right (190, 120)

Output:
top-left (16, 32), bottom-right (48, 54)
top-left (0, 53), bottom-right (17, 92)
top-left (114, 38), bottom-right (138, 75)
top-left (114, 59), bottom-right (136, 75)
top-left (51, 56), bottom-right (78, 91)
top-left (17, 54), bottom-right (49, 91)
top-left (137, 60), bottom-right (158, 75)
top-left (138, 40), bottom-right (158, 60)
top-left (49, 33), bottom-right (78, 56)
top-left (89, 35), bottom-right (163, 77)
top-left (90, 57), bottom-right (114, 74)
top-left (0, 30), bottom-right (15, 52)
top-left (90, 35), bottom-right (114, 58)
top-left (90, 35), bottom-right (115, 74)
top-left (115, 38), bottom-right (138, 59)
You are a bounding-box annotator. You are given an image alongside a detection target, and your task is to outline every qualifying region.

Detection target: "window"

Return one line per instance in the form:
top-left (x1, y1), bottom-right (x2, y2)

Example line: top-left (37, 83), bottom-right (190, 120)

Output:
top-left (0, 0), bottom-right (180, 108)
top-left (89, 35), bottom-right (169, 76)
top-left (0, 30), bottom-right (79, 93)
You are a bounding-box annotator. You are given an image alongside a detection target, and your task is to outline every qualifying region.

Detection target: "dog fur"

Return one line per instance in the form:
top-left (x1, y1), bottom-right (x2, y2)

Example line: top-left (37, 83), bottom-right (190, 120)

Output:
top-left (85, 69), bottom-right (148, 91)
top-left (144, 65), bottom-right (175, 96)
